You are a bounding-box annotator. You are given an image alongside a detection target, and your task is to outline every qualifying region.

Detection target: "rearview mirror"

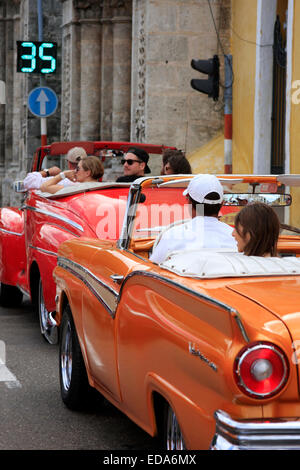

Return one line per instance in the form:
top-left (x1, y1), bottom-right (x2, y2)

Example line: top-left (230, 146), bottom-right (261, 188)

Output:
top-left (14, 180), bottom-right (27, 193)
top-left (223, 193), bottom-right (291, 207)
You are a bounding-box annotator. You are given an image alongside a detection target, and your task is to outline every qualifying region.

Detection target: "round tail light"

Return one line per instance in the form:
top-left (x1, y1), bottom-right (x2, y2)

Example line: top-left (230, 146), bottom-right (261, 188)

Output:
top-left (234, 342), bottom-right (289, 398)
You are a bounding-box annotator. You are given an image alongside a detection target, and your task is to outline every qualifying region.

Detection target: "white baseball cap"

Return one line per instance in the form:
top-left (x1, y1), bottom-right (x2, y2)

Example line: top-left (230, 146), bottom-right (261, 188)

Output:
top-left (66, 147), bottom-right (87, 163)
top-left (183, 174), bottom-right (223, 204)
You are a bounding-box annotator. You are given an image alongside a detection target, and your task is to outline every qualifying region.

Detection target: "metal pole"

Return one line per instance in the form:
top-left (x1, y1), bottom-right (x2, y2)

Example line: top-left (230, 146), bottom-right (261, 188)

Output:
top-left (37, 0), bottom-right (43, 42)
top-left (224, 54), bottom-right (232, 174)
top-left (37, 0), bottom-right (47, 146)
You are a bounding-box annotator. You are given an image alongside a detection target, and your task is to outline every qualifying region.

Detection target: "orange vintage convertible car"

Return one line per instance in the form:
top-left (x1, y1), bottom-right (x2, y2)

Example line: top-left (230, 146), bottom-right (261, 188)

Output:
top-left (53, 173), bottom-right (300, 450)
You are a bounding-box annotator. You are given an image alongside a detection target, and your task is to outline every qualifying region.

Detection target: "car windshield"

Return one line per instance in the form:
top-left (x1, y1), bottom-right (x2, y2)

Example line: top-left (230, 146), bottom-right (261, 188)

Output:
top-left (41, 154), bottom-right (68, 171)
top-left (131, 179), bottom-right (295, 240)
top-left (132, 187), bottom-right (191, 239)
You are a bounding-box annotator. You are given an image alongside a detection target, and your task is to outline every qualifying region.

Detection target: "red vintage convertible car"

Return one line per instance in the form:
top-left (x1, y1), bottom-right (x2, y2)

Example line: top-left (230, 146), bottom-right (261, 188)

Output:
top-left (53, 173), bottom-right (300, 450)
top-left (0, 141), bottom-right (175, 343)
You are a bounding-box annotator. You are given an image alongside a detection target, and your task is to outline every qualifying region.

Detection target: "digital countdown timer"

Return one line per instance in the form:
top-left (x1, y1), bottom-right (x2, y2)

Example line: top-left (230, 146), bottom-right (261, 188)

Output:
top-left (16, 41), bottom-right (57, 74)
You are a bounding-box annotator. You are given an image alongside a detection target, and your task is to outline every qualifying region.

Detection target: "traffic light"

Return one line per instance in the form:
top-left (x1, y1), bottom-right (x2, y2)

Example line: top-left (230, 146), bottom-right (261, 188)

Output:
top-left (190, 55), bottom-right (220, 101)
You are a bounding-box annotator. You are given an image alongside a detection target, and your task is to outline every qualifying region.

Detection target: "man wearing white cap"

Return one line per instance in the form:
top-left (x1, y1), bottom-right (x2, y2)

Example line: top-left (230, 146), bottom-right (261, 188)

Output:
top-left (23, 146), bottom-right (87, 190)
top-left (150, 174), bottom-right (237, 264)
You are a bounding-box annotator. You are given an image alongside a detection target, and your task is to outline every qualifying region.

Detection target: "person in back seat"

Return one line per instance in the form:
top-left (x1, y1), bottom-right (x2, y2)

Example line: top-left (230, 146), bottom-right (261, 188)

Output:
top-left (23, 147), bottom-right (87, 190)
top-left (116, 147), bottom-right (151, 182)
top-left (40, 156), bottom-right (104, 194)
top-left (161, 149), bottom-right (192, 175)
top-left (150, 174), bottom-right (237, 264)
top-left (232, 202), bottom-right (280, 257)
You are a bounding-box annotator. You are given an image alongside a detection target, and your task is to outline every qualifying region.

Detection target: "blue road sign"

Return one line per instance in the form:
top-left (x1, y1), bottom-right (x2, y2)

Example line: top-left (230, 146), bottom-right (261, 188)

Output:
top-left (28, 86), bottom-right (58, 117)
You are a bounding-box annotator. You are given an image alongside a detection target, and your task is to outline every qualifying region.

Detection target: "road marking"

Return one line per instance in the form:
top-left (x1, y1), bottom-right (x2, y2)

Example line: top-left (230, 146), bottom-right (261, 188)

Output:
top-left (0, 342), bottom-right (22, 388)
top-left (0, 364), bottom-right (22, 388)
top-left (0, 363), bottom-right (22, 388)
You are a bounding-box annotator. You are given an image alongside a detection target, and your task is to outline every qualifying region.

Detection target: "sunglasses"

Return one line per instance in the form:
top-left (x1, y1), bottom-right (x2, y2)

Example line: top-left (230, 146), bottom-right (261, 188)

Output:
top-left (121, 158), bottom-right (143, 166)
top-left (68, 156), bottom-right (82, 164)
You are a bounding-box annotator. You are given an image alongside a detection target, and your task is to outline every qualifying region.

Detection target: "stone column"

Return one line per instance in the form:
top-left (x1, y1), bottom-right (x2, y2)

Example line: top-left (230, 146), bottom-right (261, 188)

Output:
top-left (131, 0), bottom-right (229, 160)
top-left (100, 2), bottom-right (114, 140)
top-left (11, 7), bottom-right (22, 171)
top-left (61, 0), bottom-right (82, 141)
top-left (0, 5), bottom-right (6, 169)
top-left (79, 17), bottom-right (102, 140)
top-left (1, 0), bottom-right (22, 207)
top-left (131, 0), bottom-right (146, 143)
top-left (111, 0), bottom-right (132, 141)
top-left (3, 5), bottom-right (15, 167)
top-left (62, 0), bottom-right (102, 141)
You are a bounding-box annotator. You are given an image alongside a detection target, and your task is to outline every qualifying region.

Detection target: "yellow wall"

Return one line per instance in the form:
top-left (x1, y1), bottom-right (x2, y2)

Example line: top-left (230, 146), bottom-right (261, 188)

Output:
top-left (220, 1), bottom-right (300, 228)
top-left (187, 133), bottom-right (225, 174)
top-left (231, 0), bottom-right (257, 173)
top-left (289, 1), bottom-right (300, 227)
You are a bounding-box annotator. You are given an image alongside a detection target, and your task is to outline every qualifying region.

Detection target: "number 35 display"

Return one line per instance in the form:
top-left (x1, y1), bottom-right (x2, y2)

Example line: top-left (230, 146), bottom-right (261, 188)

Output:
top-left (17, 41), bottom-right (57, 74)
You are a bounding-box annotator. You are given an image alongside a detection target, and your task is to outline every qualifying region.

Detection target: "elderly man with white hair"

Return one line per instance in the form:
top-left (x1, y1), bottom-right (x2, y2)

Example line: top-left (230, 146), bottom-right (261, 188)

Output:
top-left (150, 174), bottom-right (237, 264)
top-left (23, 146), bottom-right (87, 190)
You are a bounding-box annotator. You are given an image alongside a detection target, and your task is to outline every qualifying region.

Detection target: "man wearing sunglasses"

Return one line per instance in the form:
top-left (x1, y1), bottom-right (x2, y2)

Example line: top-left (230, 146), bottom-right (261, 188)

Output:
top-left (116, 147), bottom-right (151, 182)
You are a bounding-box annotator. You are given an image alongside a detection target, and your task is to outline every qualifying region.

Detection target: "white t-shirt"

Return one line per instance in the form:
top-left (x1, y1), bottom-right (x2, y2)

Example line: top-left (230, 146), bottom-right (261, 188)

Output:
top-left (23, 172), bottom-right (75, 190)
top-left (150, 216), bottom-right (237, 264)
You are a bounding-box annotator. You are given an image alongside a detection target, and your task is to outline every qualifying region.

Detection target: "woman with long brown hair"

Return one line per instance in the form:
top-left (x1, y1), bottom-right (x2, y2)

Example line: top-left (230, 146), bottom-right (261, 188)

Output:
top-left (232, 202), bottom-right (280, 257)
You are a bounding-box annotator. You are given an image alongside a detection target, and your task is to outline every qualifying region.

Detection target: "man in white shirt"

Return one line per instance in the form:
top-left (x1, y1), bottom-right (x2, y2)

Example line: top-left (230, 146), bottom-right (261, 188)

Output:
top-left (150, 174), bottom-right (237, 264)
top-left (23, 147), bottom-right (87, 190)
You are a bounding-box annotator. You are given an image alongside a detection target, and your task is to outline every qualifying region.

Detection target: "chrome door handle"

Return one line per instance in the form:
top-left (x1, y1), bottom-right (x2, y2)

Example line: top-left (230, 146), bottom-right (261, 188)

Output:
top-left (110, 274), bottom-right (124, 284)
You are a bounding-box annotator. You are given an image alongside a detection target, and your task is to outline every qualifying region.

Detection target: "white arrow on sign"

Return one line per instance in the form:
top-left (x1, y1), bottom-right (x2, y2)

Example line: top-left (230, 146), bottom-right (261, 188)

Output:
top-left (36, 89), bottom-right (50, 116)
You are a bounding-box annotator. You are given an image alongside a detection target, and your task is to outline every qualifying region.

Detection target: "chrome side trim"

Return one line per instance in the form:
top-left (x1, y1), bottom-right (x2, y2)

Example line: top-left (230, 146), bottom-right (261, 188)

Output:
top-left (231, 311), bottom-right (250, 343)
top-left (37, 221), bottom-right (80, 238)
top-left (122, 270), bottom-right (231, 309)
top-left (211, 409), bottom-right (300, 450)
top-left (24, 205), bottom-right (84, 232)
top-left (120, 270), bottom-right (249, 342)
top-left (29, 244), bottom-right (57, 257)
top-left (0, 227), bottom-right (24, 236)
top-left (57, 256), bottom-right (119, 318)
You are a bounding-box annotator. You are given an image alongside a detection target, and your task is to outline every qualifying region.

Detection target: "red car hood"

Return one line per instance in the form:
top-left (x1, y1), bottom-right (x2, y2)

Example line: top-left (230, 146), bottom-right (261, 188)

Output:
top-left (58, 188), bottom-right (129, 239)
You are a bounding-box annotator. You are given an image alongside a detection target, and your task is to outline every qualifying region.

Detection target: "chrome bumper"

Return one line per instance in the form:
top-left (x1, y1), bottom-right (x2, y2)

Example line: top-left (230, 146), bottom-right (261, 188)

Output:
top-left (44, 311), bottom-right (58, 345)
top-left (211, 410), bottom-right (300, 450)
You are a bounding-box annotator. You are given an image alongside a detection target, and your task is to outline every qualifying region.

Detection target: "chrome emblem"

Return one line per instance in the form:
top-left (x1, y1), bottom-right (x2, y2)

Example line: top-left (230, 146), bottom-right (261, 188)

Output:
top-left (189, 342), bottom-right (218, 372)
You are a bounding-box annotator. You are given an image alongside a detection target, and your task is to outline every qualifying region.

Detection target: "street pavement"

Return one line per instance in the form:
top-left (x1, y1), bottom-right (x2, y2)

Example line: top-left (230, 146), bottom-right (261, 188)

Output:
top-left (0, 298), bottom-right (156, 451)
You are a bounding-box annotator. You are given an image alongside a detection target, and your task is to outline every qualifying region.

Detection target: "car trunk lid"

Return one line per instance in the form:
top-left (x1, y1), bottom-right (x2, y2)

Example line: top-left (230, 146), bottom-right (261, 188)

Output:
top-left (226, 278), bottom-right (300, 384)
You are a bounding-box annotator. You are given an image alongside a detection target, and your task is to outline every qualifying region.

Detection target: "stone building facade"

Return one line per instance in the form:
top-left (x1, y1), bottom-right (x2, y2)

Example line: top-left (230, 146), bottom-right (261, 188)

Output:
top-left (0, 0), bottom-right (231, 206)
